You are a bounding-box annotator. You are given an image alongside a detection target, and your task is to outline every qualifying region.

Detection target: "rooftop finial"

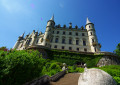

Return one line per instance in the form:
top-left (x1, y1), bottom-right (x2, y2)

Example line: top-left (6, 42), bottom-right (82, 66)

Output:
top-left (86, 17), bottom-right (92, 24)
top-left (50, 14), bottom-right (54, 21)
top-left (20, 32), bottom-right (25, 37)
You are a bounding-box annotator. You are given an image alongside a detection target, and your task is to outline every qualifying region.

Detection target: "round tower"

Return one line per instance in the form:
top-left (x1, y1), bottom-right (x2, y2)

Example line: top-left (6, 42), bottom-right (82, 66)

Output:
top-left (85, 17), bottom-right (101, 52)
top-left (43, 15), bottom-right (55, 47)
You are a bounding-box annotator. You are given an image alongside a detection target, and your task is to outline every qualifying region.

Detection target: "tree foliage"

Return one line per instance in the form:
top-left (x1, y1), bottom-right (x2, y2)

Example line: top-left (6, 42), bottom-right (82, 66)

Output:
top-left (114, 43), bottom-right (120, 56)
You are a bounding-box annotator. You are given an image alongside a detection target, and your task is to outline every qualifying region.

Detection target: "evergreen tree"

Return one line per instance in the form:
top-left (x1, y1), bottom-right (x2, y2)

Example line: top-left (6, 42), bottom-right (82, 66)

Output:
top-left (114, 43), bottom-right (120, 56)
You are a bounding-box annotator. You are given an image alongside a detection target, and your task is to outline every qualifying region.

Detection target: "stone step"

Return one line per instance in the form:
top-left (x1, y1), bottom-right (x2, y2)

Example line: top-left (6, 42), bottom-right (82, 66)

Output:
top-left (50, 73), bottom-right (80, 85)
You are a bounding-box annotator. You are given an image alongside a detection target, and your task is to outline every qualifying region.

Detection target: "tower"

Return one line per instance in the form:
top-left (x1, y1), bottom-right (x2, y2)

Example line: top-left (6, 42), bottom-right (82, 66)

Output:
top-left (43, 15), bottom-right (55, 47)
top-left (13, 32), bottom-right (25, 49)
top-left (85, 17), bottom-right (101, 52)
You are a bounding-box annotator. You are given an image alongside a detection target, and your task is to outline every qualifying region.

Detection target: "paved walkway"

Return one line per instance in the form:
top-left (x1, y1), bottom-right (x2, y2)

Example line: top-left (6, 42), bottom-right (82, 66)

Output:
top-left (50, 73), bottom-right (80, 85)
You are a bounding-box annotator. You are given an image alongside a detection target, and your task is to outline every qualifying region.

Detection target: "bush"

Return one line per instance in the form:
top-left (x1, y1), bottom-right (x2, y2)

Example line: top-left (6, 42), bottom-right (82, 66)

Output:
top-left (46, 49), bottom-right (102, 67)
top-left (97, 65), bottom-right (120, 85)
top-left (42, 62), bottom-right (61, 76)
top-left (68, 65), bottom-right (84, 73)
top-left (0, 50), bottom-right (46, 85)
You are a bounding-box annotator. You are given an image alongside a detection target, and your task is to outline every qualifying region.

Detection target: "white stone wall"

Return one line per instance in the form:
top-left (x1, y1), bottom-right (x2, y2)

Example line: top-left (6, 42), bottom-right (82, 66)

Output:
top-left (13, 19), bottom-right (101, 52)
top-left (50, 28), bottom-right (91, 52)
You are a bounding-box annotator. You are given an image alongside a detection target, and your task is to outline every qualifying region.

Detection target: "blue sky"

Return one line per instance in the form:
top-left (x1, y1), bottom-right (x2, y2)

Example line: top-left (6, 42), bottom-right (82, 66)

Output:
top-left (0, 0), bottom-right (120, 52)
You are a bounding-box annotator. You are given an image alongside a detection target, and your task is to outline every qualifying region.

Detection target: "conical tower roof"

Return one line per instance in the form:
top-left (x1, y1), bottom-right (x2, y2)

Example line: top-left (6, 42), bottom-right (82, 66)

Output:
top-left (86, 17), bottom-right (92, 24)
top-left (50, 14), bottom-right (54, 21)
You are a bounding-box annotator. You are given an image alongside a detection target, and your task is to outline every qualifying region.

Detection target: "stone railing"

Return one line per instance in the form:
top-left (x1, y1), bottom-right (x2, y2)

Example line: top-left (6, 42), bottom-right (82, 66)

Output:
top-left (23, 75), bottom-right (50, 85)
top-left (23, 70), bottom-right (66, 85)
top-left (50, 70), bottom-right (66, 82)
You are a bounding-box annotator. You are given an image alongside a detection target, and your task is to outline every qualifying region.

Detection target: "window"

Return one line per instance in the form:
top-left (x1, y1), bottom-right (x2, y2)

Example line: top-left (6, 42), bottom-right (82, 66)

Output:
top-left (57, 31), bottom-right (59, 34)
top-left (77, 48), bottom-right (79, 51)
top-left (69, 47), bottom-right (72, 50)
top-left (55, 38), bottom-right (58, 43)
top-left (69, 39), bottom-right (72, 44)
top-left (62, 38), bottom-right (65, 44)
top-left (27, 38), bottom-right (32, 44)
top-left (94, 48), bottom-right (96, 52)
top-left (50, 38), bottom-right (53, 42)
top-left (36, 39), bottom-right (39, 43)
top-left (54, 45), bottom-right (57, 48)
top-left (89, 25), bottom-right (90, 28)
top-left (69, 32), bottom-right (72, 35)
top-left (76, 40), bottom-right (79, 45)
top-left (90, 32), bottom-right (92, 35)
top-left (76, 32), bottom-right (78, 36)
top-left (63, 31), bottom-right (65, 35)
top-left (62, 46), bottom-right (64, 49)
top-left (84, 48), bottom-right (87, 52)
top-left (92, 39), bottom-right (94, 42)
top-left (83, 40), bottom-right (86, 46)
top-left (82, 33), bottom-right (85, 36)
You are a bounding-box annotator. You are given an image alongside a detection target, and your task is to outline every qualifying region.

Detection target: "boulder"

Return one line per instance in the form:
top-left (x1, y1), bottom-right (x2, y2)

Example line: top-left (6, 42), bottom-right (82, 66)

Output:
top-left (78, 68), bottom-right (117, 85)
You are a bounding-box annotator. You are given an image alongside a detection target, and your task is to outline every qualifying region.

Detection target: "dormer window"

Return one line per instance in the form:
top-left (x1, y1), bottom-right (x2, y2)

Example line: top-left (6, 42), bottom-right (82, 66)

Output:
top-left (63, 25), bottom-right (66, 28)
top-left (75, 25), bottom-right (78, 29)
top-left (81, 26), bottom-right (84, 30)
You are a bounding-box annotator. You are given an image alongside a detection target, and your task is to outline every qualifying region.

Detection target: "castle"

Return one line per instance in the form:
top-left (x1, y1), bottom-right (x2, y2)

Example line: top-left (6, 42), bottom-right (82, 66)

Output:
top-left (13, 15), bottom-right (101, 52)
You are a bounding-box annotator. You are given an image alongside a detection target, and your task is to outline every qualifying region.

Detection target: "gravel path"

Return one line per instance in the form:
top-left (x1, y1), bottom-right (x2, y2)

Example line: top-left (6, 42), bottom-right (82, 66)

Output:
top-left (50, 73), bottom-right (80, 85)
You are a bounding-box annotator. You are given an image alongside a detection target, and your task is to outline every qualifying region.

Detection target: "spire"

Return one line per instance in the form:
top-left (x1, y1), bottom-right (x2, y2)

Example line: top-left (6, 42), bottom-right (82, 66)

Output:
top-left (86, 17), bottom-right (92, 24)
top-left (50, 14), bottom-right (54, 21)
top-left (20, 32), bottom-right (25, 37)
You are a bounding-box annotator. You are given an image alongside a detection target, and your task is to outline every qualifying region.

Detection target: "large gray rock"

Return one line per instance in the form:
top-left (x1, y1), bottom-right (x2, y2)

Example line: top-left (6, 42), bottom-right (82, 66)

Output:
top-left (78, 68), bottom-right (117, 85)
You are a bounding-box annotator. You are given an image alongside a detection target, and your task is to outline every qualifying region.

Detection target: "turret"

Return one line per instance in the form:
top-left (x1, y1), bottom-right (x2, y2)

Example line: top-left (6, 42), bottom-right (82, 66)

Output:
top-left (85, 17), bottom-right (101, 52)
top-left (13, 32), bottom-right (25, 49)
top-left (43, 15), bottom-right (55, 47)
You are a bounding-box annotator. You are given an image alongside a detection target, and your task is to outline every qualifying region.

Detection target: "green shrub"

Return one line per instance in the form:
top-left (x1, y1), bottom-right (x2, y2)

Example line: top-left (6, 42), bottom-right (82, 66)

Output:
top-left (46, 49), bottom-right (102, 67)
top-left (42, 62), bottom-right (61, 76)
top-left (97, 65), bottom-right (120, 85)
top-left (0, 50), bottom-right (46, 85)
top-left (68, 65), bottom-right (84, 73)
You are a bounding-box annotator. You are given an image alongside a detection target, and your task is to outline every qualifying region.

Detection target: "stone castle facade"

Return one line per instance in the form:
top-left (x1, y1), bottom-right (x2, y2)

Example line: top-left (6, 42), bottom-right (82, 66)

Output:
top-left (13, 15), bottom-right (101, 52)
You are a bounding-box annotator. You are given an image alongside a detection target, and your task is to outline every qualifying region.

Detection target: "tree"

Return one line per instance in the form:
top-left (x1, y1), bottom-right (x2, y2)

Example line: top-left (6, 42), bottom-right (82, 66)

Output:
top-left (114, 43), bottom-right (120, 56)
top-left (0, 47), bottom-right (8, 51)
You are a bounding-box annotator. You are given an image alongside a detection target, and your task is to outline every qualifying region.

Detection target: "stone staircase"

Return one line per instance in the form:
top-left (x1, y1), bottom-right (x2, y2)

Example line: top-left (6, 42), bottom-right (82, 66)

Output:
top-left (50, 73), bottom-right (80, 85)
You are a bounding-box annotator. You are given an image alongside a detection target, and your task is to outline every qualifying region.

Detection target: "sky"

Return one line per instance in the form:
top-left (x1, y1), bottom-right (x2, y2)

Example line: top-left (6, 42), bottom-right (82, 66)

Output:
top-left (0, 0), bottom-right (120, 52)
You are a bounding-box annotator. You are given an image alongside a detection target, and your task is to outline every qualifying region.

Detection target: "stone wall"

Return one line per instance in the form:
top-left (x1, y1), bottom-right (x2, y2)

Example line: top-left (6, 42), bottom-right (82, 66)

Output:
top-left (97, 56), bottom-right (120, 67)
